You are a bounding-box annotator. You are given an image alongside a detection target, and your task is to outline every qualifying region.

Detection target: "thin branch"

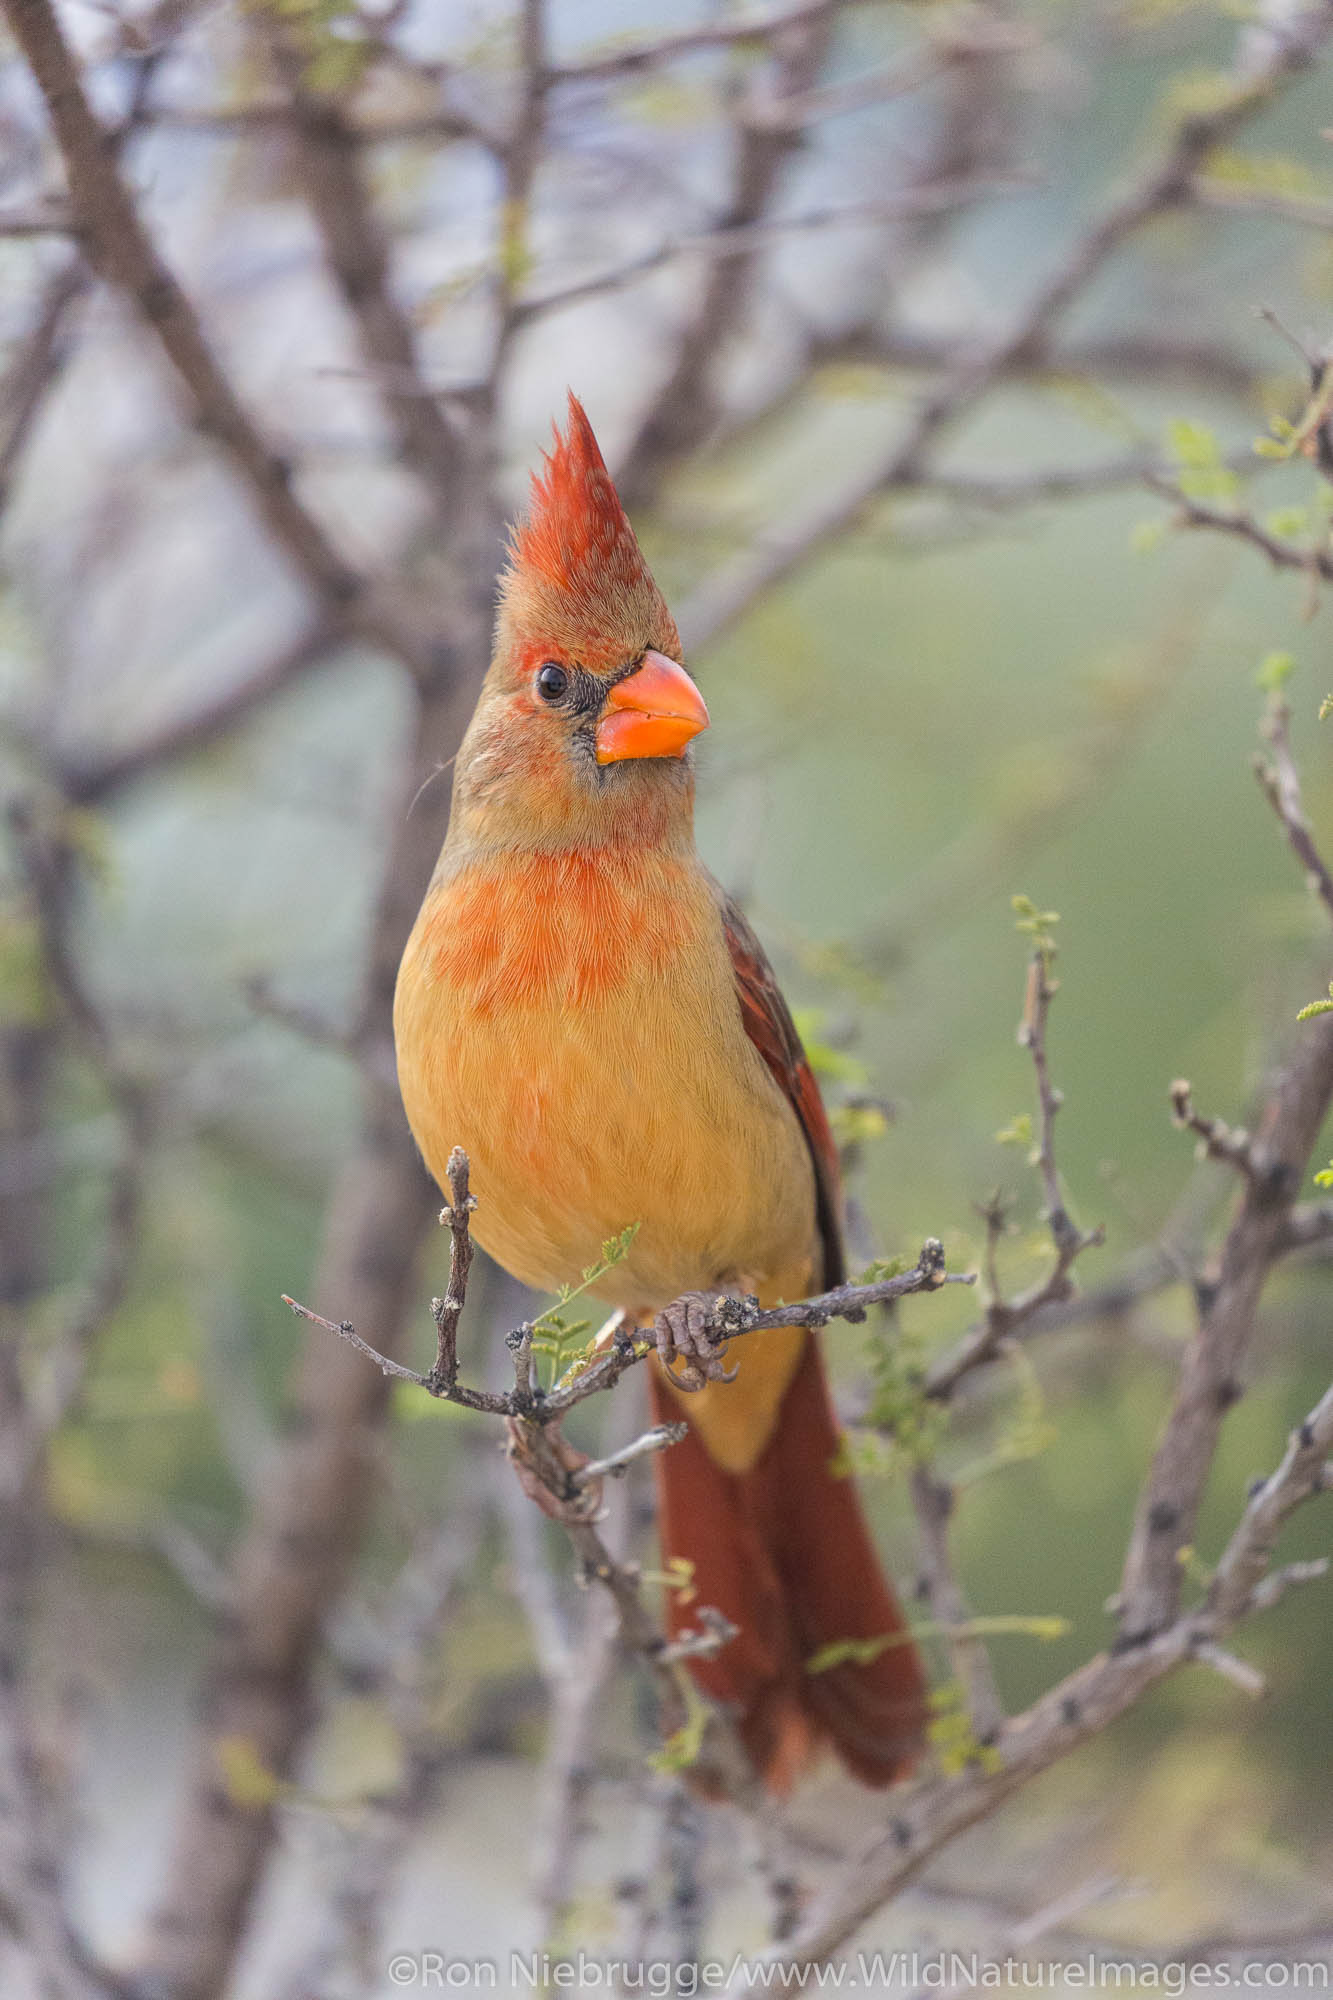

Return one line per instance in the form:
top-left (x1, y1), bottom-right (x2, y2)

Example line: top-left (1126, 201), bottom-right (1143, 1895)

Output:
top-left (572, 1422), bottom-right (688, 1488)
top-left (724, 1378), bottom-right (1333, 1985)
top-left (909, 1464), bottom-right (1005, 1744)
top-left (428, 1147), bottom-right (474, 1394)
top-left (59, 621), bottom-right (341, 803)
top-left (1253, 691), bottom-right (1333, 923)
top-left (545, 1), bottom-right (843, 87)
top-left (1144, 475), bottom-right (1333, 586)
top-left (679, 2), bottom-right (1333, 651)
top-left (616, 3), bottom-right (841, 504)
top-left (749, 21), bottom-right (1034, 134)
top-left (259, 40), bottom-right (466, 508)
top-left (282, 1228), bottom-right (970, 1424)
top-left (1120, 1010), bottom-right (1333, 1641)
top-left (925, 947), bottom-right (1101, 1400)
top-left (1169, 1078), bottom-right (1267, 1181)
top-left (0, 0), bottom-right (443, 683)
top-left (1190, 178), bottom-right (1333, 231)
top-left (1207, 1379), bottom-right (1333, 1622)
top-left (511, 176), bottom-right (1030, 331)
top-left (0, 255), bottom-right (88, 513)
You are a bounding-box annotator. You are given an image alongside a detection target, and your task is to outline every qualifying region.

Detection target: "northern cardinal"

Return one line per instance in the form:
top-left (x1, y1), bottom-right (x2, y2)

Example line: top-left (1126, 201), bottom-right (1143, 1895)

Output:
top-left (394, 395), bottom-right (927, 1790)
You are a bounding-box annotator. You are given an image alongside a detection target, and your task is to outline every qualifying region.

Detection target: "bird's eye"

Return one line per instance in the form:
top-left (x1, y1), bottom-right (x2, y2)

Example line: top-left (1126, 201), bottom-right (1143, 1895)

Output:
top-left (536, 662), bottom-right (569, 702)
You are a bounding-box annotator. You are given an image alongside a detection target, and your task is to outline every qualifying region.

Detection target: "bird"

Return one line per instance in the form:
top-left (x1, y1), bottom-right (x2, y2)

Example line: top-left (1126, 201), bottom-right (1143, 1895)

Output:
top-left (393, 393), bottom-right (927, 1791)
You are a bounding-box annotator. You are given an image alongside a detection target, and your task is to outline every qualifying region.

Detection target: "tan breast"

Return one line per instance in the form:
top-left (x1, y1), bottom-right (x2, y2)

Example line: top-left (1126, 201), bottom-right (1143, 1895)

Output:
top-left (392, 844), bottom-right (818, 1313)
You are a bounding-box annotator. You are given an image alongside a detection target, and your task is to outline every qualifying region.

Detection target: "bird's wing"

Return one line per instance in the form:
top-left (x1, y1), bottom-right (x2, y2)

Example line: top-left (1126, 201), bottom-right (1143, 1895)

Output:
top-left (715, 887), bottom-right (846, 1290)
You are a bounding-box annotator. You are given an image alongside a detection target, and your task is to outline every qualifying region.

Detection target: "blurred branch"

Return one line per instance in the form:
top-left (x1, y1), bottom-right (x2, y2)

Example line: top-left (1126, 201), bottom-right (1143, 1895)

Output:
top-left (133, 668), bottom-right (484, 2000)
top-left (616, 3), bottom-right (842, 504)
top-left (1143, 474), bottom-right (1333, 587)
top-left (0, 0), bottom-right (445, 684)
top-left (909, 1463), bottom-right (1004, 1744)
top-left (1117, 611), bottom-right (1333, 1648)
top-left (827, 326), bottom-right (1266, 399)
top-left (58, 621), bottom-right (340, 804)
top-left (547, 1), bottom-right (847, 86)
top-left (679, 0), bottom-right (1333, 650)
top-left (750, 16), bottom-right (1035, 134)
top-left (0, 257), bottom-right (88, 514)
top-left (1191, 179), bottom-right (1333, 230)
top-left (278, 1469), bottom-right (490, 2000)
top-left (730, 1380), bottom-right (1333, 1985)
top-left (260, 33), bottom-right (466, 509)
top-left (1253, 689), bottom-right (1333, 922)
top-left (512, 176), bottom-right (1033, 331)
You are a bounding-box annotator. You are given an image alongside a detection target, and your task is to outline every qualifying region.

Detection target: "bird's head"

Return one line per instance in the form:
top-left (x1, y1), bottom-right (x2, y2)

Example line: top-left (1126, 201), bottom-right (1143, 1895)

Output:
top-left (452, 395), bottom-right (709, 849)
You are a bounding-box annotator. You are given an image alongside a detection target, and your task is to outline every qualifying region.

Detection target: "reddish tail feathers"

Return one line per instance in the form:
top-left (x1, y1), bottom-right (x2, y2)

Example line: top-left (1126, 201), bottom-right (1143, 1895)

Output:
top-left (649, 1335), bottom-right (927, 1791)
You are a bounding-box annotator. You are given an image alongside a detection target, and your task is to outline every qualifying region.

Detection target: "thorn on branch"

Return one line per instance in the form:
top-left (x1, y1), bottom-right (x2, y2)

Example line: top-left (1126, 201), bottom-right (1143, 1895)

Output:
top-left (427, 1146), bottom-right (476, 1395)
top-left (1252, 692), bottom-right (1333, 926)
top-left (1169, 1078), bottom-right (1270, 1183)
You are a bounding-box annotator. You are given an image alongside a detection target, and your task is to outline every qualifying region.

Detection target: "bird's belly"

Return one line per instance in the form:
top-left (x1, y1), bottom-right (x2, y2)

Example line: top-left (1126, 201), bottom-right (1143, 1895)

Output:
top-left (395, 950), bottom-right (814, 1310)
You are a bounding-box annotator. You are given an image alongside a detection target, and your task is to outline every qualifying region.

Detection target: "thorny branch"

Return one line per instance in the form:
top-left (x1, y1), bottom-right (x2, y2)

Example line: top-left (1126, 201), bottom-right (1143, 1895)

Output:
top-left (1254, 690), bottom-right (1333, 924)
top-left (282, 1230), bottom-right (971, 1428)
top-left (924, 944), bottom-right (1103, 1400)
top-left (727, 1379), bottom-right (1333, 1987)
top-left (1118, 682), bottom-right (1333, 1642)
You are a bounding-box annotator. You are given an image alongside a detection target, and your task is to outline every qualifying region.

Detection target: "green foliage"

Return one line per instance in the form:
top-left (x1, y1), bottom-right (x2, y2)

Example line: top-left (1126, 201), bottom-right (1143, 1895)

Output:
top-left (1296, 982), bottom-right (1333, 1022)
top-left (855, 1254), bottom-right (908, 1286)
top-left (0, 907), bottom-right (49, 1026)
top-left (859, 1303), bottom-right (948, 1466)
top-left (1254, 365), bottom-right (1333, 464)
top-left (1155, 68), bottom-right (1241, 128)
top-left (994, 1110), bottom-right (1035, 1153)
top-left (1313, 1161), bottom-right (1333, 1190)
top-left (1166, 418), bottom-right (1239, 503)
top-left (791, 1006), bottom-right (870, 1085)
top-left (250, 0), bottom-right (371, 93)
top-left (1254, 650), bottom-right (1296, 693)
top-left (531, 1224), bottom-right (640, 1390)
top-left (1012, 894), bottom-right (1060, 965)
top-left (647, 1681), bottom-right (709, 1774)
top-left (1203, 150), bottom-right (1328, 199)
top-left (829, 1099), bottom-right (890, 1147)
top-left (805, 1614), bottom-right (1071, 1679)
top-left (927, 1682), bottom-right (1005, 1776)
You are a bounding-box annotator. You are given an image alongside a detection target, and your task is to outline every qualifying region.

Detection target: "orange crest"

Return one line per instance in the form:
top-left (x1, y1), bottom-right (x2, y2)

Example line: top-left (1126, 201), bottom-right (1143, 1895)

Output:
top-left (510, 394), bottom-right (651, 600)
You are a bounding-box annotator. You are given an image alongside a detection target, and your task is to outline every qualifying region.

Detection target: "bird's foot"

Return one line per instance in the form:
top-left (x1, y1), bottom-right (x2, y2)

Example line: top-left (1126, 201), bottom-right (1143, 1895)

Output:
top-left (654, 1291), bottom-right (739, 1393)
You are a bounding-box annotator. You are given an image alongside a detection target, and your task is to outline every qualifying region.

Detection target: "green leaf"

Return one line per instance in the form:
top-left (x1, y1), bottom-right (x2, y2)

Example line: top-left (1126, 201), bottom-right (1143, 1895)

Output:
top-left (854, 1255), bottom-right (908, 1285)
top-left (1130, 518), bottom-right (1167, 555)
top-left (1297, 984), bottom-right (1333, 1022)
top-left (1255, 651), bottom-right (1296, 692)
top-left (647, 1682), bottom-right (709, 1774)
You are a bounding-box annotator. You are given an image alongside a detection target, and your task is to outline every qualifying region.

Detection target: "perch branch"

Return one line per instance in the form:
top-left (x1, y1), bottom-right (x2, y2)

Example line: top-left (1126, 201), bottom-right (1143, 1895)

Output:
top-left (282, 1227), bottom-right (969, 1424)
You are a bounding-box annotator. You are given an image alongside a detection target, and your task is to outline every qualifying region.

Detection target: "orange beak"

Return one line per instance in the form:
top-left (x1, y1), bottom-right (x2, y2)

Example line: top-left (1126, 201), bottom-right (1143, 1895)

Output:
top-left (595, 651), bottom-right (710, 765)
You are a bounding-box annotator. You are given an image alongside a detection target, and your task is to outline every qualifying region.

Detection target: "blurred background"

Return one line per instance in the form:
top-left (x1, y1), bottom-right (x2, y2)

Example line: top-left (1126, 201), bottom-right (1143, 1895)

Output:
top-left (3, 0), bottom-right (1333, 1992)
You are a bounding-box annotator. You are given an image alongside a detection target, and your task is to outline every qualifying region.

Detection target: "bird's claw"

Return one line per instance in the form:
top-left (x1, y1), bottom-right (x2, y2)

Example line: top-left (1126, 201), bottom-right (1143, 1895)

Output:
top-left (654, 1291), bottom-right (739, 1393)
